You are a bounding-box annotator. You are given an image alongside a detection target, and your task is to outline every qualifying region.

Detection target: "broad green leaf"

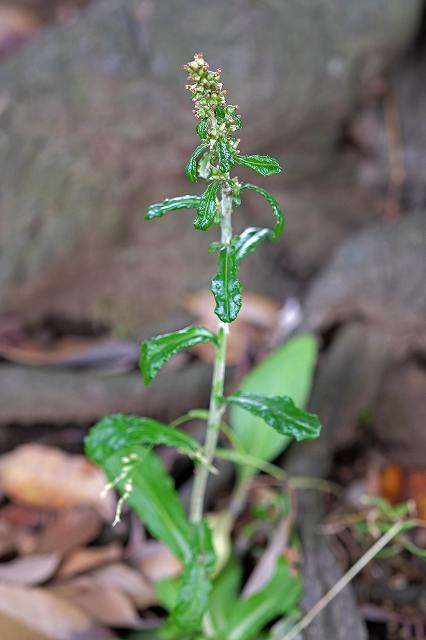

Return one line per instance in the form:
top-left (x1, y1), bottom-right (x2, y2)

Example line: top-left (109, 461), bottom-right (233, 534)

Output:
top-left (185, 143), bottom-right (209, 183)
top-left (194, 181), bottom-right (221, 230)
top-left (241, 184), bottom-right (284, 239)
top-left (145, 195), bottom-right (200, 220)
top-left (94, 447), bottom-right (192, 563)
top-left (224, 557), bottom-right (302, 640)
top-left (234, 227), bottom-right (272, 263)
top-left (196, 118), bottom-right (209, 140)
top-left (216, 137), bottom-right (236, 172)
top-left (204, 555), bottom-right (242, 637)
top-left (211, 244), bottom-right (242, 323)
top-left (85, 414), bottom-right (202, 463)
top-left (230, 335), bottom-right (318, 467)
top-left (140, 325), bottom-right (216, 384)
top-left (225, 392), bottom-right (321, 442)
top-left (237, 154), bottom-right (282, 176)
top-left (168, 520), bottom-right (215, 633)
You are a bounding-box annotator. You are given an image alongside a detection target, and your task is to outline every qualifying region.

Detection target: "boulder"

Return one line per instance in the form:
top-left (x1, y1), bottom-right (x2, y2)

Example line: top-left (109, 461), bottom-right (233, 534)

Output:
top-left (0, 0), bottom-right (421, 331)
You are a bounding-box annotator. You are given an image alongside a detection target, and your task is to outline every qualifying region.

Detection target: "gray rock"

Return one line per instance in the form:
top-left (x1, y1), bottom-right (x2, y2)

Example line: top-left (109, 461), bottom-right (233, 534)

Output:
top-left (0, 0), bottom-right (421, 331)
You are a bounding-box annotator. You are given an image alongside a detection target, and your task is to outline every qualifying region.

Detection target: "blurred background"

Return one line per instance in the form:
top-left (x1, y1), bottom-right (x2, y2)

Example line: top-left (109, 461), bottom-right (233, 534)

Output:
top-left (0, 0), bottom-right (425, 638)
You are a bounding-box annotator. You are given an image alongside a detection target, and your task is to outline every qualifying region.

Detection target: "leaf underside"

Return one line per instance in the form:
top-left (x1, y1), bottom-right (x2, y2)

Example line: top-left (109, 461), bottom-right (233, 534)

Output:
top-left (145, 195), bottom-right (200, 220)
top-left (241, 184), bottom-right (284, 239)
top-left (185, 143), bottom-right (209, 183)
top-left (193, 181), bottom-right (221, 230)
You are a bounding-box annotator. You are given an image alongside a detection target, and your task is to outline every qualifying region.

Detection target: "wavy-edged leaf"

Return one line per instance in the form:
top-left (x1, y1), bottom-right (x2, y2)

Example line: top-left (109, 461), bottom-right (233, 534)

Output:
top-left (198, 151), bottom-right (211, 179)
top-left (196, 119), bottom-right (209, 140)
top-left (140, 325), bottom-right (216, 384)
top-left (224, 557), bottom-right (301, 640)
top-left (230, 336), bottom-right (319, 468)
top-left (211, 244), bottom-right (242, 323)
top-left (237, 155), bottom-right (282, 176)
top-left (91, 447), bottom-right (191, 563)
top-left (85, 414), bottom-right (202, 465)
top-left (225, 391), bottom-right (320, 442)
top-left (234, 227), bottom-right (272, 263)
top-left (216, 138), bottom-right (236, 172)
top-left (145, 195), bottom-right (200, 220)
top-left (185, 143), bottom-right (209, 183)
top-left (168, 520), bottom-right (215, 633)
top-left (194, 181), bottom-right (221, 231)
top-left (241, 184), bottom-right (284, 239)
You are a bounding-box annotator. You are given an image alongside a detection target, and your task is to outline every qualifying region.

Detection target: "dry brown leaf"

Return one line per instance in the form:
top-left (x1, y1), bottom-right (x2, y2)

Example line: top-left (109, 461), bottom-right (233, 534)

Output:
top-left (138, 542), bottom-right (182, 583)
top-left (0, 337), bottom-right (138, 371)
top-left (0, 554), bottom-right (60, 586)
top-left (34, 507), bottom-right (103, 556)
top-left (183, 290), bottom-right (280, 364)
top-left (89, 562), bottom-right (156, 608)
top-left (0, 445), bottom-right (115, 518)
top-left (0, 583), bottom-right (105, 640)
top-left (57, 543), bottom-right (122, 579)
top-left (64, 584), bottom-right (143, 628)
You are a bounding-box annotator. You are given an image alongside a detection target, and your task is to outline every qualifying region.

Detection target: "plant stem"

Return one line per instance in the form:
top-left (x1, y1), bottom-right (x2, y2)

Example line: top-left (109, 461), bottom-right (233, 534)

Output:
top-left (190, 184), bottom-right (233, 523)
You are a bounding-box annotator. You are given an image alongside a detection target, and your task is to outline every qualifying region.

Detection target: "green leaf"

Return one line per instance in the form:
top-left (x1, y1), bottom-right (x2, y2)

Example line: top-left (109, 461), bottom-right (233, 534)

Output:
top-left (230, 336), bottom-right (318, 467)
top-left (231, 112), bottom-right (243, 130)
top-left (224, 557), bottom-right (302, 640)
top-left (85, 414), bottom-right (202, 464)
top-left (234, 227), bottom-right (272, 263)
top-left (140, 325), bottom-right (216, 384)
top-left (237, 155), bottom-right (282, 176)
top-left (185, 143), bottom-right (209, 183)
top-left (216, 137), bottom-right (236, 172)
top-left (168, 520), bottom-right (215, 633)
top-left (194, 181), bottom-right (221, 231)
top-left (204, 555), bottom-right (242, 637)
top-left (198, 151), bottom-right (211, 179)
top-left (226, 392), bottom-right (320, 442)
top-left (241, 184), bottom-right (284, 239)
top-left (95, 447), bottom-right (192, 563)
top-left (196, 119), bottom-right (209, 140)
top-left (211, 244), bottom-right (242, 323)
top-left (145, 195), bottom-right (200, 220)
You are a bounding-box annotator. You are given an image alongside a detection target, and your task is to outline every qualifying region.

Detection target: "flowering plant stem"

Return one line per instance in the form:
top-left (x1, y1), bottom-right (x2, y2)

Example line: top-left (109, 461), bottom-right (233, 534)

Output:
top-left (190, 185), bottom-right (233, 523)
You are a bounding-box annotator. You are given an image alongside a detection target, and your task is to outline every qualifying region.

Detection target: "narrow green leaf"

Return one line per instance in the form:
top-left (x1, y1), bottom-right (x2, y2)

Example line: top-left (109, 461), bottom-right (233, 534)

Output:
top-left (230, 336), bottom-right (319, 465)
top-left (194, 181), bottom-right (221, 230)
top-left (241, 184), bottom-right (284, 239)
top-left (234, 227), bottom-right (272, 263)
top-left (224, 557), bottom-right (302, 640)
top-left (225, 391), bottom-right (321, 442)
top-left (211, 244), bottom-right (242, 323)
top-left (145, 195), bottom-right (200, 220)
top-left (85, 414), bottom-right (202, 464)
top-left (237, 155), bottom-right (282, 176)
top-left (185, 143), bottom-right (209, 183)
top-left (168, 520), bottom-right (215, 633)
top-left (205, 555), bottom-right (242, 636)
top-left (216, 137), bottom-right (236, 172)
top-left (196, 119), bottom-right (209, 140)
top-left (95, 447), bottom-right (192, 563)
top-left (140, 325), bottom-right (216, 384)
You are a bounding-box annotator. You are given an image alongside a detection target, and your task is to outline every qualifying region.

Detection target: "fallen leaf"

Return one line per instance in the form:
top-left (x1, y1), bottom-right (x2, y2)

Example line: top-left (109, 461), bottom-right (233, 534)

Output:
top-left (0, 554), bottom-right (60, 586)
top-left (183, 290), bottom-right (279, 364)
top-left (0, 583), bottom-right (107, 640)
top-left (407, 471), bottom-right (426, 521)
top-left (54, 581), bottom-right (143, 628)
top-left (89, 562), bottom-right (156, 608)
top-left (57, 543), bottom-right (122, 579)
top-left (379, 463), bottom-right (405, 505)
top-left (0, 337), bottom-right (138, 372)
top-left (137, 542), bottom-right (182, 583)
top-left (0, 445), bottom-right (115, 518)
top-left (34, 507), bottom-right (103, 556)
